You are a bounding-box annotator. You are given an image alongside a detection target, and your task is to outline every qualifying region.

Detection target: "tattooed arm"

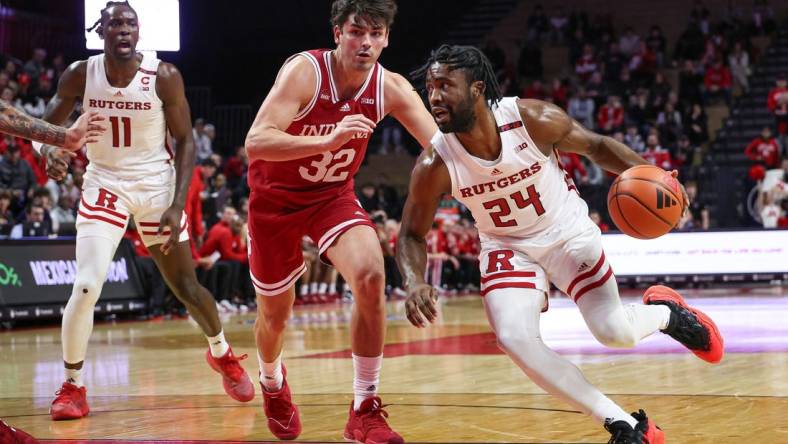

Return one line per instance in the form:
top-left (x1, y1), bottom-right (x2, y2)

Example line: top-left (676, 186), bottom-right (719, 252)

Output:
top-left (0, 99), bottom-right (66, 145)
top-left (0, 99), bottom-right (105, 150)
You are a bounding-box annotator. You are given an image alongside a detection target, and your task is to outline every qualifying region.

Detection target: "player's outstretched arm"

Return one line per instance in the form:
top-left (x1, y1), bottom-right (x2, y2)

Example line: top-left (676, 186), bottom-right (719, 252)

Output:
top-left (385, 71), bottom-right (438, 149)
top-left (0, 99), bottom-right (104, 148)
top-left (517, 98), bottom-right (648, 175)
top-left (396, 147), bottom-right (451, 327)
top-left (157, 62), bottom-right (195, 254)
top-left (245, 55), bottom-right (376, 162)
top-left (37, 61), bottom-right (89, 180)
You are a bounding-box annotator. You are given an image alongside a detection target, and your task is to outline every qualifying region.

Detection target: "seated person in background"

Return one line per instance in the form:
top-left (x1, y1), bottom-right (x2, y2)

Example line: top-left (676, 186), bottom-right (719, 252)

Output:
top-left (10, 203), bottom-right (49, 238)
top-left (589, 209), bottom-right (610, 233)
top-left (745, 126), bottom-right (782, 169)
top-left (641, 134), bottom-right (674, 170)
top-left (703, 58), bottom-right (732, 106)
top-left (0, 189), bottom-right (15, 236)
top-left (124, 221), bottom-right (167, 318)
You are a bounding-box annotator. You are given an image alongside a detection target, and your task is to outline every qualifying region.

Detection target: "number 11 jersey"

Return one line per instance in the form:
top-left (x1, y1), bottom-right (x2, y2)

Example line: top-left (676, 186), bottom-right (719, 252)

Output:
top-left (247, 49), bottom-right (384, 207)
top-left (82, 52), bottom-right (172, 181)
top-left (431, 97), bottom-right (589, 243)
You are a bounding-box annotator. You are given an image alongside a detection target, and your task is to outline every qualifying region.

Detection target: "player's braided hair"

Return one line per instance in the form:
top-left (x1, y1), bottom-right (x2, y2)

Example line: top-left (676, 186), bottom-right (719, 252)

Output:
top-left (411, 44), bottom-right (503, 107)
top-left (86, 1), bottom-right (135, 33)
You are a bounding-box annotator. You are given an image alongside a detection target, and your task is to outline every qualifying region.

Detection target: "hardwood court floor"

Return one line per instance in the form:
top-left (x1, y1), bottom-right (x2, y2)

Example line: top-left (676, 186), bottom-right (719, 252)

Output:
top-left (1, 287), bottom-right (787, 443)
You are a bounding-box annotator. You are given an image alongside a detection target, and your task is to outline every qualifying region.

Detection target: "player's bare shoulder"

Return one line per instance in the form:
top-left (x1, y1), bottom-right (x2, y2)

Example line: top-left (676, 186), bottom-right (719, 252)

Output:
top-left (273, 54), bottom-right (319, 104)
top-left (58, 60), bottom-right (89, 95)
top-left (382, 69), bottom-right (415, 113)
top-left (412, 145), bottom-right (451, 196)
top-left (516, 98), bottom-right (572, 151)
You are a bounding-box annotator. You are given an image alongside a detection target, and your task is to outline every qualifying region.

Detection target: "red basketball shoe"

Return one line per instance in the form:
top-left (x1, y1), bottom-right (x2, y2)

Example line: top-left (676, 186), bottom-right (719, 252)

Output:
top-left (261, 364), bottom-right (301, 440)
top-left (644, 285), bottom-right (724, 363)
top-left (50, 382), bottom-right (89, 421)
top-left (0, 419), bottom-right (39, 443)
top-left (605, 410), bottom-right (664, 443)
top-left (344, 396), bottom-right (404, 444)
top-left (205, 347), bottom-right (255, 402)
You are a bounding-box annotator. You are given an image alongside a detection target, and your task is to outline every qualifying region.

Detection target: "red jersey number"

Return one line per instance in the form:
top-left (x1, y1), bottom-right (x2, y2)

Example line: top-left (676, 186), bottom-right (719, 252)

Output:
top-left (482, 185), bottom-right (545, 228)
top-left (109, 116), bottom-right (131, 148)
top-left (298, 148), bottom-right (356, 183)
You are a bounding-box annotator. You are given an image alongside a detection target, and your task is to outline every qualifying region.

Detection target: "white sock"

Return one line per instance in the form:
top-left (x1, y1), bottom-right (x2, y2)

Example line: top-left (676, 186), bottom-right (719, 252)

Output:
top-left (310, 282), bottom-right (318, 293)
top-left (318, 283), bottom-right (328, 295)
top-left (353, 354), bottom-right (382, 410)
top-left (329, 282), bottom-right (337, 294)
top-left (65, 368), bottom-right (84, 387)
top-left (300, 284), bottom-right (309, 296)
top-left (206, 330), bottom-right (230, 358)
top-left (259, 350), bottom-right (283, 391)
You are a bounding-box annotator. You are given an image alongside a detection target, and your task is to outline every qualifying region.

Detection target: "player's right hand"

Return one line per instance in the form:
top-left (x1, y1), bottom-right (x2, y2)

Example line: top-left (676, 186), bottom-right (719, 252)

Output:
top-left (65, 111), bottom-right (106, 151)
top-left (44, 146), bottom-right (76, 181)
top-left (326, 114), bottom-right (375, 149)
top-left (405, 283), bottom-right (438, 328)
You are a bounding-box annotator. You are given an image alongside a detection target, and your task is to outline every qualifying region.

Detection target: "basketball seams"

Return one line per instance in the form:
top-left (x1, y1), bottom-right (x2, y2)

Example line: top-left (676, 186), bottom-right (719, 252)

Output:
top-left (615, 192), bottom-right (675, 228)
top-left (611, 191), bottom-right (647, 239)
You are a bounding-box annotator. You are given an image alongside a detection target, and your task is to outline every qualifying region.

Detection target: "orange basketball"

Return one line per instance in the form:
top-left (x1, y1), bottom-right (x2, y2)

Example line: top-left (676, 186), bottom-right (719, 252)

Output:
top-left (607, 165), bottom-right (685, 239)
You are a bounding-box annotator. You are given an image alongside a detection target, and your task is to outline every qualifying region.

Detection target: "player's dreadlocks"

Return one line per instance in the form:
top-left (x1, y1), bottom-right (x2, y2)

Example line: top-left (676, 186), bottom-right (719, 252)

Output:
top-left (412, 44), bottom-right (503, 107)
top-left (86, 1), bottom-right (135, 33)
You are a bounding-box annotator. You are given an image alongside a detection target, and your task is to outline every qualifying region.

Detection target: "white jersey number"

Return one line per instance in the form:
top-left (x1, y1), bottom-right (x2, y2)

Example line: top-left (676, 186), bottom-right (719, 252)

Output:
top-left (298, 148), bottom-right (356, 183)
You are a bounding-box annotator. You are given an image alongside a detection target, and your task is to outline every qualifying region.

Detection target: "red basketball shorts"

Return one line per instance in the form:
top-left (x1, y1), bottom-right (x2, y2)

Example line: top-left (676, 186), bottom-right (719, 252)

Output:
top-left (246, 190), bottom-right (375, 296)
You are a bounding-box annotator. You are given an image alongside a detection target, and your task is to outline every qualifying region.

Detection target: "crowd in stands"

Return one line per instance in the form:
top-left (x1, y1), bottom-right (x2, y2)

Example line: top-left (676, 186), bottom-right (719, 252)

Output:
top-left (1, 0), bottom-right (787, 312)
top-left (476, 0), bottom-right (785, 230)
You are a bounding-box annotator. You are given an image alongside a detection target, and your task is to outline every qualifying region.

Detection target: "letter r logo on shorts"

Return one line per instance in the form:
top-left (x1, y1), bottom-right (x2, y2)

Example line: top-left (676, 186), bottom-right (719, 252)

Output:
top-left (486, 250), bottom-right (515, 273)
top-left (95, 188), bottom-right (119, 210)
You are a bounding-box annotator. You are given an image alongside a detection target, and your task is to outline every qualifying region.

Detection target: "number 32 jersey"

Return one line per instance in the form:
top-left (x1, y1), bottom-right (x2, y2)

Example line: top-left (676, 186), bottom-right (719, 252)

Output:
top-left (432, 97), bottom-right (589, 243)
top-left (247, 49), bottom-right (384, 207)
top-left (82, 52), bottom-right (172, 181)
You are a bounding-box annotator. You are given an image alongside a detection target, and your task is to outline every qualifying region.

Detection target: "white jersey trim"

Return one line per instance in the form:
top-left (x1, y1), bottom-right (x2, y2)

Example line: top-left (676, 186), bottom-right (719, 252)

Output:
top-left (292, 52), bottom-right (322, 122)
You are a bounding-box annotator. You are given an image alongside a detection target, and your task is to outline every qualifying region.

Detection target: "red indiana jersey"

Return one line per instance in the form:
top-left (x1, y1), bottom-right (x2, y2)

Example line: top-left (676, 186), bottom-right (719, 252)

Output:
top-left (248, 49), bottom-right (384, 207)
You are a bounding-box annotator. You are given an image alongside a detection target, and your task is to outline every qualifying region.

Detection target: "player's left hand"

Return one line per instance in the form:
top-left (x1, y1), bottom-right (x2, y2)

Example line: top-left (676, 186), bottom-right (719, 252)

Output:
top-left (670, 169), bottom-right (690, 221)
top-left (158, 206), bottom-right (183, 255)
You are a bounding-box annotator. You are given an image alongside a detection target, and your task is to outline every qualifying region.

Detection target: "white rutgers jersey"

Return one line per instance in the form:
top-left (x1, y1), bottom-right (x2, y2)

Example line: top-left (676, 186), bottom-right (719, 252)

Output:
top-left (82, 52), bottom-right (172, 181)
top-left (432, 97), bottom-right (589, 243)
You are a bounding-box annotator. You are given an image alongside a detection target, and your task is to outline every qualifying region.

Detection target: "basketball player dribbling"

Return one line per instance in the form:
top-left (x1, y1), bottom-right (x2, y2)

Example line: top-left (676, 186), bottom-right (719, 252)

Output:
top-left (36, 1), bottom-right (254, 421)
top-left (397, 45), bottom-right (724, 444)
top-left (243, 1), bottom-right (437, 441)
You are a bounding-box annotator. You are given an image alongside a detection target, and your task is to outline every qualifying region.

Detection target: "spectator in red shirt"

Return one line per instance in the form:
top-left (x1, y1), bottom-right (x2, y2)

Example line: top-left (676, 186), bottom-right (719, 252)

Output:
top-left (185, 159), bottom-right (216, 247)
top-left (745, 126), bottom-right (782, 169)
top-left (642, 134), bottom-right (673, 170)
top-left (200, 205), bottom-right (247, 264)
top-left (522, 79), bottom-right (547, 100)
top-left (575, 44), bottom-right (598, 83)
top-left (199, 205), bottom-right (252, 304)
top-left (589, 209), bottom-right (610, 233)
top-left (550, 77), bottom-right (568, 109)
top-left (703, 58), bottom-right (732, 106)
top-left (223, 146), bottom-right (248, 190)
top-left (596, 95), bottom-right (625, 134)
top-left (558, 151), bottom-right (588, 184)
top-left (767, 74), bottom-right (788, 154)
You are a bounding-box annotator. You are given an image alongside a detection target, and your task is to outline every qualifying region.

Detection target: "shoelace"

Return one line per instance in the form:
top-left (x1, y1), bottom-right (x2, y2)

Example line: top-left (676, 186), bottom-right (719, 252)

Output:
top-left (360, 400), bottom-right (392, 430)
top-left (218, 353), bottom-right (248, 380)
top-left (54, 384), bottom-right (80, 400)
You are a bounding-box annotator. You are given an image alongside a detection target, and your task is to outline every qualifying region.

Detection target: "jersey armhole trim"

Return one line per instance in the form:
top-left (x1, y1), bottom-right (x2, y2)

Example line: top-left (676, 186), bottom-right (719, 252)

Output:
top-left (511, 97), bottom-right (550, 162)
top-left (292, 52), bottom-right (322, 122)
top-left (376, 67), bottom-right (385, 123)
